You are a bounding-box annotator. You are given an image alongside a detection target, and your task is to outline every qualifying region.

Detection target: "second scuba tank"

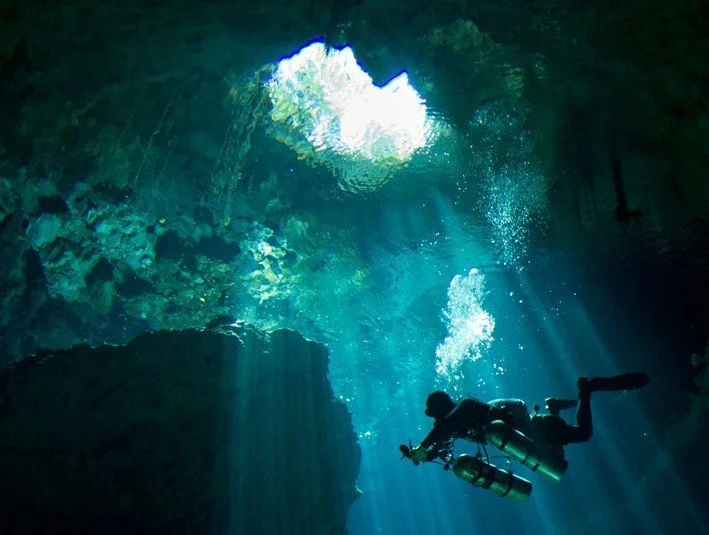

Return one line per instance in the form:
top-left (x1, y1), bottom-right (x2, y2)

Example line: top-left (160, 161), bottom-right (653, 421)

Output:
top-left (484, 420), bottom-right (568, 482)
top-left (452, 454), bottom-right (532, 503)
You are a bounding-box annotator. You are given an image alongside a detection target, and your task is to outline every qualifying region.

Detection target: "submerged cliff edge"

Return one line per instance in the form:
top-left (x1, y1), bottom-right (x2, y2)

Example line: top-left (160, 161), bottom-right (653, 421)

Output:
top-left (0, 325), bottom-right (361, 534)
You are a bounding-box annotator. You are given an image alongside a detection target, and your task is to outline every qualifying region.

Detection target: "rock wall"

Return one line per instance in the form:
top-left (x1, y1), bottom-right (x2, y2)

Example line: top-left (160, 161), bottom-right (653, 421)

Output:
top-left (0, 325), bottom-right (361, 534)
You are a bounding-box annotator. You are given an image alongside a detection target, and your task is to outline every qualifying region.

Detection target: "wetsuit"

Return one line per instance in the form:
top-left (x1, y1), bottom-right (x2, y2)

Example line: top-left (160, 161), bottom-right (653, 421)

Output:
top-left (531, 392), bottom-right (592, 446)
top-left (420, 395), bottom-right (592, 451)
top-left (420, 398), bottom-right (502, 448)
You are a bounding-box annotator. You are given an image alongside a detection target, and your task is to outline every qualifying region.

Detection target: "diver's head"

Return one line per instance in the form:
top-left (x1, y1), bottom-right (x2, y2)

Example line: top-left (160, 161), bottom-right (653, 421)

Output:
top-left (425, 390), bottom-right (455, 419)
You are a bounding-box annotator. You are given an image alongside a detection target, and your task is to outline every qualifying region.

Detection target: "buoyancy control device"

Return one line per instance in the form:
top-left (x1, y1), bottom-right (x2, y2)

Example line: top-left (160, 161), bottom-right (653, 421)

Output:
top-left (484, 420), bottom-right (568, 482)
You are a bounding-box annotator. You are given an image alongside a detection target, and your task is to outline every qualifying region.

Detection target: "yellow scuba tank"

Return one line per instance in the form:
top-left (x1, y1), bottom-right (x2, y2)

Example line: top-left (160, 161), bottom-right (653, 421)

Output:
top-left (484, 420), bottom-right (568, 482)
top-left (452, 454), bottom-right (532, 503)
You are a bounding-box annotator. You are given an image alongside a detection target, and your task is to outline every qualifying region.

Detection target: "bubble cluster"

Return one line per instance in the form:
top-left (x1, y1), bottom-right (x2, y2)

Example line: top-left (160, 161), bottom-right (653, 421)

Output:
top-left (435, 268), bottom-right (495, 378)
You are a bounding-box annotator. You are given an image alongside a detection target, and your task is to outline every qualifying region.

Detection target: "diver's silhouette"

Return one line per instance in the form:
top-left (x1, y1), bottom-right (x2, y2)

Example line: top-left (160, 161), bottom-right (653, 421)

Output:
top-left (401, 373), bottom-right (649, 502)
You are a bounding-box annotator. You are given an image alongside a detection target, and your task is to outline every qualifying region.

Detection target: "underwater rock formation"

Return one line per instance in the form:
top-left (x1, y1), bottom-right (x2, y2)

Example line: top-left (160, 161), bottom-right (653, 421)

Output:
top-left (0, 157), bottom-right (371, 365)
top-left (0, 169), bottom-right (308, 362)
top-left (0, 325), bottom-right (361, 534)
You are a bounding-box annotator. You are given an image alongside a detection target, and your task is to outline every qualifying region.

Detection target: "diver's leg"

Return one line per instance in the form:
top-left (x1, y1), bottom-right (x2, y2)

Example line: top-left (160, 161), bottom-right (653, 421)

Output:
top-left (546, 394), bottom-right (592, 445)
top-left (564, 389), bottom-right (592, 443)
top-left (556, 377), bottom-right (597, 443)
top-left (548, 373), bottom-right (649, 445)
top-left (541, 380), bottom-right (594, 445)
top-left (561, 373), bottom-right (649, 444)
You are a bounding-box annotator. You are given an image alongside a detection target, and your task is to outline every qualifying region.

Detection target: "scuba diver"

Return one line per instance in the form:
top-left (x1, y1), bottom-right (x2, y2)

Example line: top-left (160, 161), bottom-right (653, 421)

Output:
top-left (400, 372), bottom-right (649, 502)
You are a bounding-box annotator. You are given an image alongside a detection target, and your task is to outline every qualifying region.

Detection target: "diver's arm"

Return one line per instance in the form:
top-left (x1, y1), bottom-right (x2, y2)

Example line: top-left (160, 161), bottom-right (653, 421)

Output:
top-left (409, 443), bottom-right (443, 465)
top-left (420, 407), bottom-right (462, 448)
top-left (421, 398), bottom-right (493, 447)
top-left (410, 415), bottom-right (459, 464)
top-left (419, 424), bottom-right (449, 449)
top-left (411, 399), bottom-right (493, 464)
top-left (410, 428), bottom-right (445, 464)
top-left (418, 400), bottom-right (478, 451)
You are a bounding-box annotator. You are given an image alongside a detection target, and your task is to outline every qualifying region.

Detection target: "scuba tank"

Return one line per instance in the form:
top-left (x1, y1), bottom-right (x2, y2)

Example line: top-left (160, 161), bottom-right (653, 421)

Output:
top-left (484, 420), bottom-right (568, 483)
top-left (452, 454), bottom-right (532, 503)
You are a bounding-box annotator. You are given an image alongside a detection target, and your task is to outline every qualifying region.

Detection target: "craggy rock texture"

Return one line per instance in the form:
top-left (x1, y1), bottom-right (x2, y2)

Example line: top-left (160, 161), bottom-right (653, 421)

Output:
top-left (0, 326), bottom-right (361, 534)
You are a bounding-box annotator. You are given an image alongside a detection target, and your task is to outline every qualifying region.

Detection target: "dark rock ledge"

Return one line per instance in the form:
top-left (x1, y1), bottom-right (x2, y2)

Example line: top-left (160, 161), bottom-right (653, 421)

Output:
top-left (0, 325), bottom-right (361, 534)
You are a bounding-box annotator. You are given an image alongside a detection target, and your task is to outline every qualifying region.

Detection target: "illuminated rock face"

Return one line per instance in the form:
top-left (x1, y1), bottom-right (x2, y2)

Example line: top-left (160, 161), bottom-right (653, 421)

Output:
top-left (0, 326), bottom-right (361, 534)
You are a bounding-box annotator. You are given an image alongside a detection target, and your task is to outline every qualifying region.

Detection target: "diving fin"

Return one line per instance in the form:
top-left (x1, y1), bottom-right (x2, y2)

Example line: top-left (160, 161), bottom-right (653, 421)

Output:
top-left (581, 372), bottom-right (649, 393)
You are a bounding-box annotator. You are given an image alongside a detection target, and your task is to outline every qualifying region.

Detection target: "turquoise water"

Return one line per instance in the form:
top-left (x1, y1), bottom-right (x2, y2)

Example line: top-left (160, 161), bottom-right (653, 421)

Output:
top-left (260, 85), bottom-right (706, 532)
top-left (322, 204), bottom-right (702, 533)
top-left (2, 1), bottom-right (708, 532)
top-left (344, 258), bottom-right (698, 534)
